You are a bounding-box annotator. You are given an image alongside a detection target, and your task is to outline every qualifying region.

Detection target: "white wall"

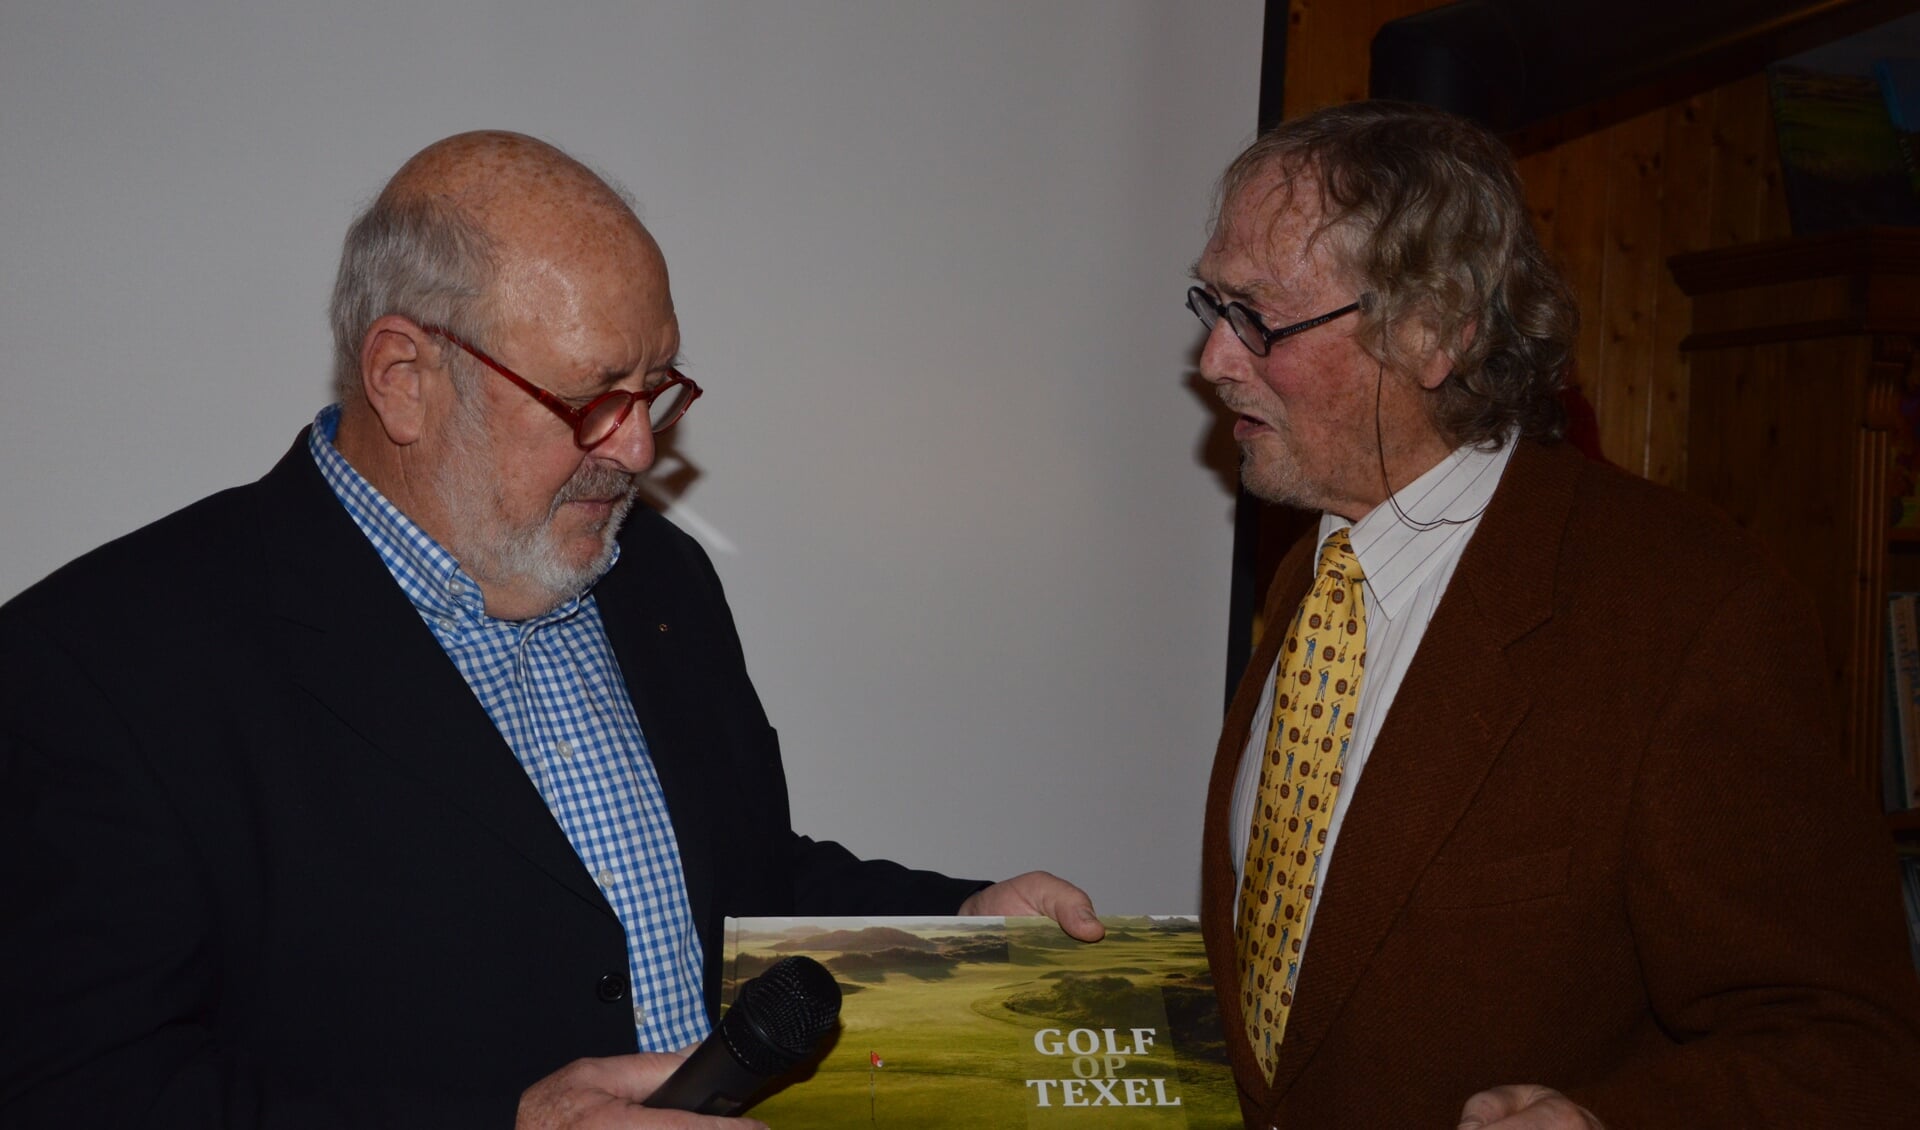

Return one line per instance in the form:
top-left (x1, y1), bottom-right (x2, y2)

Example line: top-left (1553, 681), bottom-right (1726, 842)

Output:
top-left (0, 1), bottom-right (1262, 913)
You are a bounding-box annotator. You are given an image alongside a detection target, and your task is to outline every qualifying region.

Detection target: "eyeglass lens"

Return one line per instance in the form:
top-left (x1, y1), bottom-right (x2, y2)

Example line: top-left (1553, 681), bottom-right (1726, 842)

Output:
top-left (645, 382), bottom-right (694, 431)
top-left (577, 381), bottom-right (695, 446)
top-left (1188, 287), bottom-right (1279, 357)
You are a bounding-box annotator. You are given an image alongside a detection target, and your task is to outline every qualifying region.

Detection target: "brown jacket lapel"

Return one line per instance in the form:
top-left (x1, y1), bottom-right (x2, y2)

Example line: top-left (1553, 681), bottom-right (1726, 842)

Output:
top-left (1204, 439), bottom-right (1581, 1109)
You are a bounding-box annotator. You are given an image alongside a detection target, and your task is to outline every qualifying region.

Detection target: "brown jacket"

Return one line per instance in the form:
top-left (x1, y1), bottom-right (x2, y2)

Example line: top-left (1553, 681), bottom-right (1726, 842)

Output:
top-left (1202, 438), bottom-right (1920, 1128)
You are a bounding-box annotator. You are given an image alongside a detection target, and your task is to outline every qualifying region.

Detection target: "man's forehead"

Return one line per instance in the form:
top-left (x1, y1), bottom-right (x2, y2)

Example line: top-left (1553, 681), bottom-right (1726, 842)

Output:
top-left (474, 192), bottom-right (669, 328)
top-left (1203, 184), bottom-right (1339, 294)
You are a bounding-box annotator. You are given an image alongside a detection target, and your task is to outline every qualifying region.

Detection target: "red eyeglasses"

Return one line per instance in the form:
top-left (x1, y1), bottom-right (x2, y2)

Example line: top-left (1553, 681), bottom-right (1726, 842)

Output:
top-left (422, 325), bottom-right (702, 449)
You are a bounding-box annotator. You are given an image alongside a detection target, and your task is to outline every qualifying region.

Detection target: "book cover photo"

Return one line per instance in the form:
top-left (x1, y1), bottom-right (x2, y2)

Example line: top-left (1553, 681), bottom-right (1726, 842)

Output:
top-left (1766, 63), bottom-right (1920, 233)
top-left (720, 915), bottom-right (1239, 1128)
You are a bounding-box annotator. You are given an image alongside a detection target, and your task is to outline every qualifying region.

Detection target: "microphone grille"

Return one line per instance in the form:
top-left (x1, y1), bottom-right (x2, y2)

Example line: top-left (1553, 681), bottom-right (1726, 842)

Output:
top-left (720, 955), bottom-right (843, 1075)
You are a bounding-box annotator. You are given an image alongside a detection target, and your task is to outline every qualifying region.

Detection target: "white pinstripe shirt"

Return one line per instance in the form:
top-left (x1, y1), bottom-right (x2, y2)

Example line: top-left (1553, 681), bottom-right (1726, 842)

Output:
top-left (1230, 435), bottom-right (1518, 958)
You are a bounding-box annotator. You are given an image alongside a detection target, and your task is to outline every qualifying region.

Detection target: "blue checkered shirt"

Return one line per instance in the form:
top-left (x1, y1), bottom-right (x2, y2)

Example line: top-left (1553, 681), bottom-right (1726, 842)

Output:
top-left (307, 405), bottom-right (708, 1050)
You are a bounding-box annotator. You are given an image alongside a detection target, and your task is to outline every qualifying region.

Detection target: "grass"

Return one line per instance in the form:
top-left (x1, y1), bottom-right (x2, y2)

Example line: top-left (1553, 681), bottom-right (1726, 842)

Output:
top-left (728, 917), bottom-right (1240, 1129)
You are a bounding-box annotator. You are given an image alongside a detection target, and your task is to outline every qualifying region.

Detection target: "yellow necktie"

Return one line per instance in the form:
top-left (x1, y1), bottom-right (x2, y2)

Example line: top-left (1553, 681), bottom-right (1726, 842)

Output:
top-left (1237, 528), bottom-right (1367, 1083)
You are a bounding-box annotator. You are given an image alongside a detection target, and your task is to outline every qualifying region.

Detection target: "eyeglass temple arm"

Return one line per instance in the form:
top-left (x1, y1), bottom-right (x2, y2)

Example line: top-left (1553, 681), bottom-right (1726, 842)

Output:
top-left (419, 325), bottom-right (588, 429)
top-left (1268, 300), bottom-right (1363, 345)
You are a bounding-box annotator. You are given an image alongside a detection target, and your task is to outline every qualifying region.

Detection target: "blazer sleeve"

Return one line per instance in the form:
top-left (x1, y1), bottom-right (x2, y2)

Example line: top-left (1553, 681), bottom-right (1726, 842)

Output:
top-left (1569, 573), bottom-right (1920, 1127)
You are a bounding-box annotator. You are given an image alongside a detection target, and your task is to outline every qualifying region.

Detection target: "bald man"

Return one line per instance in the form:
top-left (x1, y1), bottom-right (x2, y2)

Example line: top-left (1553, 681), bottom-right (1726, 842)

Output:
top-left (0, 132), bottom-right (1098, 1129)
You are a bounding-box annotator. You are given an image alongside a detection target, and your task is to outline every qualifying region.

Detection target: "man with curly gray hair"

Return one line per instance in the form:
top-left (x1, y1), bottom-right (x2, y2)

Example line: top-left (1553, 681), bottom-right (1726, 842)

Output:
top-left (1193, 102), bottom-right (1920, 1129)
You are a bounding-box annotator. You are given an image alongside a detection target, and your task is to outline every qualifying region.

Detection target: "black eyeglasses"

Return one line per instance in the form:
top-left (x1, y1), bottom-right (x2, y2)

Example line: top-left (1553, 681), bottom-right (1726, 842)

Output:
top-left (422, 325), bottom-right (701, 449)
top-left (1186, 287), bottom-right (1365, 357)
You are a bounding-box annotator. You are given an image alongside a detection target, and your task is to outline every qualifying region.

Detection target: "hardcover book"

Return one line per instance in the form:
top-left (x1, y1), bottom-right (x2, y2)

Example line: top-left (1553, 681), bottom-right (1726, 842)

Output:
top-left (720, 915), bottom-right (1240, 1127)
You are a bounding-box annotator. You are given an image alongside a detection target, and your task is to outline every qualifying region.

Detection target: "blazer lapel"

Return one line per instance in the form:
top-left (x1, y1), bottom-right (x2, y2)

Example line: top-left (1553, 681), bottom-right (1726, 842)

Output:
top-left (1210, 441), bottom-right (1582, 1106)
top-left (255, 435), bottom-right (614, 918)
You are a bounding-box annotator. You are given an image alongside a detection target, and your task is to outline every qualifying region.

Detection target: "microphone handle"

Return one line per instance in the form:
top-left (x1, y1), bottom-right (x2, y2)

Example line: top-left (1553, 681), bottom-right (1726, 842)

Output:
top-left (644, 1030), bottom-right (763, 1116)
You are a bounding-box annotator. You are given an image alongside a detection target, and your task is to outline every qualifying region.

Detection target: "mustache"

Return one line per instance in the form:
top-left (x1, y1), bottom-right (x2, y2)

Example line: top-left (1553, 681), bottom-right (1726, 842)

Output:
top-left (553, 463), bottom-right (641, 507)
top-left (1220, 396), bottom-right (1270, 422)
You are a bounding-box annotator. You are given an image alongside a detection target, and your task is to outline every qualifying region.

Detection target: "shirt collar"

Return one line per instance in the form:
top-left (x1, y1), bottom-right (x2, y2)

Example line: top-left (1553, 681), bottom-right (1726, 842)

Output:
top-left (307, 404), bottom-right (607, 629)
top-left (1318, 433), bottom-right (1517, 619)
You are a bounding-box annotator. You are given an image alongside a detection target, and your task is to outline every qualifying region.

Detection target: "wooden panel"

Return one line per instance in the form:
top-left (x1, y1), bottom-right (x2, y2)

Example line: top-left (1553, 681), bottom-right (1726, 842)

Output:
top-left (1708, 73), bottom-right (1794, 247)
top-left (1543, 77), bottom-right (1792, 484)
top-left (1673, 229), bottom-right (1920, 344)
top-left (1671, 227), bottom-right (1920, 290)
top-left (1685, 276), bottom-right (1861, 343)
top-left (1595, 110), bottom-right (1669, 475)
top-left (1647, 94), bottom-right (1718, 487)
top-left (1283, 0), bottom-right (1438, 114)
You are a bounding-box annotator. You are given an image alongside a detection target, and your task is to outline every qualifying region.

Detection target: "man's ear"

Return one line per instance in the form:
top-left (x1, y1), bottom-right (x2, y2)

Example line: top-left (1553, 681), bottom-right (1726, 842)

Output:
top-left (1408, 315), bottom-right (1473, 392)
top-left (358, 315), bottom-right (437, 445)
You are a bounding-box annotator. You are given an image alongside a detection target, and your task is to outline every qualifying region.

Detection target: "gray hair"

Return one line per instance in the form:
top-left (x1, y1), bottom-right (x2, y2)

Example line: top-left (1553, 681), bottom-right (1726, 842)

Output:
top-left (328, 193), bottom-right (498, 405)
top-left (1214, 101), bottom-right (1577, 447)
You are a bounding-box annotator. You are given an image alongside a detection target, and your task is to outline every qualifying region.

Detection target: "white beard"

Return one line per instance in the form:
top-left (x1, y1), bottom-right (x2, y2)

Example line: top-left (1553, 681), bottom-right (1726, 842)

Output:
top-left (432, 396), bottom-right (638, 613)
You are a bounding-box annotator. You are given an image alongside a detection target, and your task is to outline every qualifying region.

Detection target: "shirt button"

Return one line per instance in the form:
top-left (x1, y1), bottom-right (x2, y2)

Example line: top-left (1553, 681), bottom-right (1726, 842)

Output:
top-left (557, 739), bottom-right (576, 760)
top-left (597, 868), bottom-right (616, 889)
top-left (632, 1006), bottom-right (647, 1026)
top-left (596, 972), bottom-right (629, 1003)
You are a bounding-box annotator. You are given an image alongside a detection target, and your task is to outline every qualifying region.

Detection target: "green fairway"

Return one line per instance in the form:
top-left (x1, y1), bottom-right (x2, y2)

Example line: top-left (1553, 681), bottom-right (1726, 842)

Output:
top-left (725, 917), bottom-right (1239, 1129)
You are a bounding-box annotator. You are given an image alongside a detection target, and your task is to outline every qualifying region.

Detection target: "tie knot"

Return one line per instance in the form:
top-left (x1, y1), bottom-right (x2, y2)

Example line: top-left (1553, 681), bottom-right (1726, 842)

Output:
top-left (1318, 529), bottom-right (1363, 585)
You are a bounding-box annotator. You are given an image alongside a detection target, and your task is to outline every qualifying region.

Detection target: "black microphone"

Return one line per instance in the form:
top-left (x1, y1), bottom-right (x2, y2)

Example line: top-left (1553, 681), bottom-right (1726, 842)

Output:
top-left (644, 954), bottom-right (843, 1116)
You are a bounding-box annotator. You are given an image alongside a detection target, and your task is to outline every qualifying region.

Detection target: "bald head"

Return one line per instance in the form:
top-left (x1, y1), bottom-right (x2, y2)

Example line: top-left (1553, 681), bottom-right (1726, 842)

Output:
top-left (329, 130), bottom-right (666, 403)
top-left (386, 130), bottom-right (626, 211)
top-left (384, 131), bottom-right (658, 278)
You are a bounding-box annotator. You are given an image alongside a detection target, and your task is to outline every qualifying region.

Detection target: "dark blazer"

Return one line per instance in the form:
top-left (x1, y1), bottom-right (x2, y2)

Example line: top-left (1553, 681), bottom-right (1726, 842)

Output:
top-left (0, 433), bottom-right (984, 1128)
top-left (1202, 439), bottom-right (1920, 1128)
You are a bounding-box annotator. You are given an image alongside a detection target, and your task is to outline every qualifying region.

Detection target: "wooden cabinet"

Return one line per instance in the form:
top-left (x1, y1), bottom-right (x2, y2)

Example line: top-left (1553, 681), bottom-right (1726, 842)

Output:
top-left (1669, 228), bottom-right (1920, 828)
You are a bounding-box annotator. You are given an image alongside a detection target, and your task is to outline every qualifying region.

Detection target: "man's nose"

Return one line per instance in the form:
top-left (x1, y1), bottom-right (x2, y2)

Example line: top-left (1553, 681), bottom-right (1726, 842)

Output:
top-left (1196, 317), bottom-right (1249, 385)
top-left (588, 407), bottom-right (657, 474)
